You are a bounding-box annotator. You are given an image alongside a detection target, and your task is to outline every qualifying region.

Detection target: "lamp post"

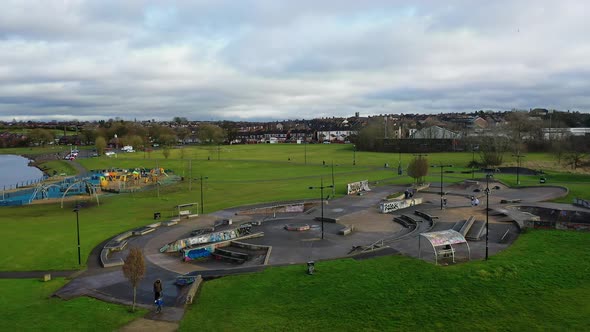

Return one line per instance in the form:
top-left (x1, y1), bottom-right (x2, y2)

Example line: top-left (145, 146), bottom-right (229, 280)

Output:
top-left (217, 144), bottom-right (220, 161)
top-left (398, 147), bottom-right (403, 175)
top-left (485, 173), bottom-right (492, 260)
top-left (353, 144), bottom-right (356, 166)
top-left (512, 152), bottom-right (526, 185)
top-left (309, 178), bottom-right (333, 240)
top-left (472, 144), bottom-right (476, 179)
top-left (331, 161), bottom-right (336, 197)
top-left (72, 204), bottom-right (81, 265)
top-left (304, 140), bottom-right (307, 165)
top-left (432, 164), bottom-right (453, 210)
top-left (199, 175), bottom-right (209, 214)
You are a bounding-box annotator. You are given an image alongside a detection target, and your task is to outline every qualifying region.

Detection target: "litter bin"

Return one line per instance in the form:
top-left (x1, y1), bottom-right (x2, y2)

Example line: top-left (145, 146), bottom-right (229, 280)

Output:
top-left (307, 261), bottom-right (315, 275)
top-left (540, 177), bottom-right (546, 184)
top-left (154, 212), bottom-right (161, 220)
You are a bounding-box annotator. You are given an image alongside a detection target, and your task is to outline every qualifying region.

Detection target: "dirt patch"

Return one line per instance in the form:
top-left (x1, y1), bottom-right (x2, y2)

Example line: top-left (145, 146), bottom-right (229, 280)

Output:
top-left (338, 209), bottom-right (402, 233)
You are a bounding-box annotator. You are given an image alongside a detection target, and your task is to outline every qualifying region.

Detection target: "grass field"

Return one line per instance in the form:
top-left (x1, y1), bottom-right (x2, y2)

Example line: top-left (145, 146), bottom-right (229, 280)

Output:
top-left (1, 144), bottom-right (589, 330)
top-left (180, 230), bottom-right (590, 331)
top-left (2, 145), bottom-right (589, 271)
top-left (1, 278), bottom-right (145, 331)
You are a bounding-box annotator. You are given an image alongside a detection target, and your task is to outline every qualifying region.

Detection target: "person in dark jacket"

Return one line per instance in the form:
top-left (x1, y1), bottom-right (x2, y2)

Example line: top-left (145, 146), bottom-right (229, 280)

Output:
top-left (153, 279), bottom-right (162, 301)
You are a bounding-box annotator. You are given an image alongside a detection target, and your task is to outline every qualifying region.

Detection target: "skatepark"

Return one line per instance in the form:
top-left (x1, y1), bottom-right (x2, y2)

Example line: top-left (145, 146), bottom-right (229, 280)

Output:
top-left (51, 173), bottom-right (590, 323)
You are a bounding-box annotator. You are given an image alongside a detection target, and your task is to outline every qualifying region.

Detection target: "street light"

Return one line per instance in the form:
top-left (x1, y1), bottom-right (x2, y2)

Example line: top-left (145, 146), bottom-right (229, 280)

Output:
top-left (398, 147), bottom-right (403, 175)
top-left (432, 164), bottom-right (453, 210)
top-left (512, 152), bottom-right (526, 185)
top-left (198, 175), bottom-right (209, 214)
top-left (472, 144), bottom-right (477, 179)
top-left (304, 140), bottom-right (307, 165)
top-left (485, 173), bottom-right (492, 260)
top-left (309, 178), bottom-right (333, 240)
top-left (353, 145), bottom-right (356, 166)
top-left (72, 204), bottom-right (81, 265)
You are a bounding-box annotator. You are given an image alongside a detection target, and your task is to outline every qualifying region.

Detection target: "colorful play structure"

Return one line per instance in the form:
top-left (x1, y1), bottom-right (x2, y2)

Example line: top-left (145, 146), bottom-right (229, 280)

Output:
top-left (98, 167), bottom-right (167, 192)
top-left (0, 166), bottom-right (172, 207)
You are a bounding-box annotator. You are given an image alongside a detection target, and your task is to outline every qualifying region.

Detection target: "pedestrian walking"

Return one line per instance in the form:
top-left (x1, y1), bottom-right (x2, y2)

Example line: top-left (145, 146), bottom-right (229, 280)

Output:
top-left (153, 279), bottom-right (162, 301)
top-left (153, 279), bottom-right (163, 312)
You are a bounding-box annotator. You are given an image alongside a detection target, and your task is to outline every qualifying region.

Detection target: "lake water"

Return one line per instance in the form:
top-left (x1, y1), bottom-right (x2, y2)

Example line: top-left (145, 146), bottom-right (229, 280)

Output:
top-left (0, 155), bottom-right (45, 189)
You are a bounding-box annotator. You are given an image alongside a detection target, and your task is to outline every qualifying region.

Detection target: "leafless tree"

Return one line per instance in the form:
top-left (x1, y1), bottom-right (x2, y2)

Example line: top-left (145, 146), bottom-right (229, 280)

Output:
top-left (407, 156), bottom-right (429, 184)
top-left (122, 247), bottom-right (146, 312)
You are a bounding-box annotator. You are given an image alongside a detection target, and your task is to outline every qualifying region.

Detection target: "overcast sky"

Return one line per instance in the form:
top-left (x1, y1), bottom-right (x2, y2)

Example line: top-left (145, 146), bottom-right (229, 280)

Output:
top-left (0, 1), bottom-right (589, 122)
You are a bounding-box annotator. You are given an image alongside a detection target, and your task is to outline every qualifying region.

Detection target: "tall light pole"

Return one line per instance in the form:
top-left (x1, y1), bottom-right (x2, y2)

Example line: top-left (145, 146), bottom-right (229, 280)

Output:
top-left (199, 175), bottom-right (209, 214)
top-left (217, 144), bottom-right (220, 161)
top-left (432, 164), bottom-right (453, 210)
top-left (304, 140), bottom-right (307, 165)
top-left (309, 178), bottom-right (333, 240)
top-left (353, 144), bottom-right (356, 166)
top-left (72, 204), bottom-right (81, 265)
top-left (512, 152), bottom-right (526, 185)
top-left (485, 173), bottom-right (492, 260)
top-left (398, 146), bottom-right (403, 175)
top-left (472, 144), bottom-right (476, 179)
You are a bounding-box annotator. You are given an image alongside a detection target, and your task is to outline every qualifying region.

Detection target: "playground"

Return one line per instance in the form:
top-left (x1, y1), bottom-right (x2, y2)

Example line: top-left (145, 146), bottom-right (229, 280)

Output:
top-left (52, 172), bottom-right (584, 320)
top-left (0, 166), bottom-right (175, 207)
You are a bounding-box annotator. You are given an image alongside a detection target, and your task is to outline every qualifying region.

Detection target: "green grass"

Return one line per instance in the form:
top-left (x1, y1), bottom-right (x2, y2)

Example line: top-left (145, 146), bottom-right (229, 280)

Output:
top-left (1, 278), bottom-right (145, 331)
top-left (180, 230), bottom-right (590, 331)
top-left (1, 144), bottom-right (590, 330)
top-left (2, 146), bottom-right (590, 271)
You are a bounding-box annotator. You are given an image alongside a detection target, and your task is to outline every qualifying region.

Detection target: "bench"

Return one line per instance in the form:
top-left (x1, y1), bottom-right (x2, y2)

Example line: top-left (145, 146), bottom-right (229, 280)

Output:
top-left (179, 210), bottom-right (191, 218)
top-left (437, 248), bottom-right (456, 262)
top-left (414, 210), bottom-right (439, 222)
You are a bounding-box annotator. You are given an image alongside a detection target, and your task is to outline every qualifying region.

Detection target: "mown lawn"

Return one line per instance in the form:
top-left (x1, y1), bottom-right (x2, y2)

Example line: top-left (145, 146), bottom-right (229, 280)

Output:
top-left (1, 146), bottom-right (589, 271)
top-left (1, 145), bottom-right (590, 331)
top-left (1, 278), bottom-right (145, 331)
top-left (180, 230), bottom-right (590, 331)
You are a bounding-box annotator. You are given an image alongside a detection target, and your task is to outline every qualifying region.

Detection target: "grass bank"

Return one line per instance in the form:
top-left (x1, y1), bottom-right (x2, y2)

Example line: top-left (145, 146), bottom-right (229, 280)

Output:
top-left (1, 278), bottom-right (145, 331)
top-left (180, 230), bottom-right (590, 331)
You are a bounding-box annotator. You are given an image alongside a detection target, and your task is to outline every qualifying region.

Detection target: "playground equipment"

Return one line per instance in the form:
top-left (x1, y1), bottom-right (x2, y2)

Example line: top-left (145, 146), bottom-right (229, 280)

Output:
top-left (60, 179), bottom-right (100, 208)
top-left (98, 167), bottom-right (167, 192)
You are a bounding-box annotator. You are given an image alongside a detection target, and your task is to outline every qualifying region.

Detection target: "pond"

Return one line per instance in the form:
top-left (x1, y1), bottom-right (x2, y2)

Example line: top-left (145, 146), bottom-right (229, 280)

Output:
top-left (0, 155), bottom-right (45, 190)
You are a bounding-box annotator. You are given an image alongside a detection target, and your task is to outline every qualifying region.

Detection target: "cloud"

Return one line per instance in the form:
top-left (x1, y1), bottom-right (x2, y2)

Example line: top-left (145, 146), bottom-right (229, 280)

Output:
top-left (0, 0), bottom-right (589, 121)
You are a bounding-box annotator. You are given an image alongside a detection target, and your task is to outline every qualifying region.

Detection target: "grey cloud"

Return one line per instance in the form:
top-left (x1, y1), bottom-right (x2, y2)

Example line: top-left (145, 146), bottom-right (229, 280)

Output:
top-left (0, 0), bottom-right (589, 121)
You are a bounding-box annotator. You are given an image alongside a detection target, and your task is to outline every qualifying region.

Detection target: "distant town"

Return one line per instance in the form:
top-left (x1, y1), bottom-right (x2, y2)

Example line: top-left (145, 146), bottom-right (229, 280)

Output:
top-left (2, 108), bottom-right (589, 158)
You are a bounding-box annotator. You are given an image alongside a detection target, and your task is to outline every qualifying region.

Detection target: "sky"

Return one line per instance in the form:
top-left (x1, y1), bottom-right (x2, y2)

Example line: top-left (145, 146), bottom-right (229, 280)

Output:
top-left (0, 0), bottom-right (589, 122)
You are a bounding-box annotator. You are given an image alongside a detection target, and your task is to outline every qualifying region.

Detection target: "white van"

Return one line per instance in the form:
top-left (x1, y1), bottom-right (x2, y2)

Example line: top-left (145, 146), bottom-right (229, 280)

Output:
top-left (121, 145), bottom-right (135, 152)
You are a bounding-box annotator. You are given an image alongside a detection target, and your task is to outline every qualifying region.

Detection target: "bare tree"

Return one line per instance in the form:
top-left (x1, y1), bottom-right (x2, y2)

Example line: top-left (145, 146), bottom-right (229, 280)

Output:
top-left (95, 136), bottom-right (107, 155)
top-left (479, 136), bottom-right (508, 167)
top-left (122, 247), bottom-right (146, 312)
top-left (162, 146), bottom-right (171, 159)
top-left (407, 156), bottom-right (429, 184)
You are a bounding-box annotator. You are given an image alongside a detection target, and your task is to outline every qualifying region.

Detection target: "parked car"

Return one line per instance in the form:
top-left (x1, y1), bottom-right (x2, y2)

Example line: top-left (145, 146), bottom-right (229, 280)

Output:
top-left (105, 151), bottom-right (116, 157)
